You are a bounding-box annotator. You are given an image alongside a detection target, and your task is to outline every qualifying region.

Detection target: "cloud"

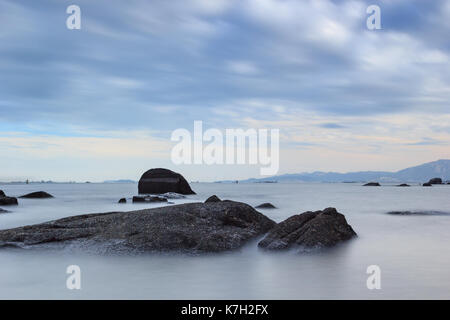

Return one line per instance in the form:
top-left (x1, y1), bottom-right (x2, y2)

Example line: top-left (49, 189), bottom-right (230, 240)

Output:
top-left (0, 0), bottom-right (450, 179)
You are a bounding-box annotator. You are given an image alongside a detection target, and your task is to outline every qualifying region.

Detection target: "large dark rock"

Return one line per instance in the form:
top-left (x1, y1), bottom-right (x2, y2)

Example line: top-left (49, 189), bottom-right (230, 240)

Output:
top-left (0, 197), bottom-right (18, 206)
top-left (0, 201), bottom-right (276, 254)
top-left (363, 182), bottom-right (380, 186)
top-left (428, 178), bottom-right (443, 185)
top-left (0, 190), bottom-right (5, 197)
top-left (258, 208), bottom-right (356, 250)
top-left (138, 168), bottom-right (195, 195)
top-left (255, 203), bottom-right (277, 209)
top-left (19, 191), bottom-right (53, 199)
top-left (423, 183), bottom-right (432, 187)
top-left (205, 195), bottom-right (221, 203)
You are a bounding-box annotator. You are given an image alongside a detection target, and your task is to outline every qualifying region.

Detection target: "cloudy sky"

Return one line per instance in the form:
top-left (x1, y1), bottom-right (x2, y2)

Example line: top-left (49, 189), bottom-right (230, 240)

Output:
top-left (1, 0), bottom-right (449, 182)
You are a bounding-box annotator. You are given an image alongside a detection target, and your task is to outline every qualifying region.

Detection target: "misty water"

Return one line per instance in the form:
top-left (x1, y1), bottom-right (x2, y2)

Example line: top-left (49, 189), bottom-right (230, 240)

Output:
top-left (1, 182), bottom-right (450, 299)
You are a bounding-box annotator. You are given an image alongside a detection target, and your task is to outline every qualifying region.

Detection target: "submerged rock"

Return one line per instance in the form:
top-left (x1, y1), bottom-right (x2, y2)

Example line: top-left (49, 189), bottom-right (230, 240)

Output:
top-left (255, 203), bottom-right (277, 209)
top-left (132, 196), bottom-right (168, 203)
top-left (138, 168), bottom-right (195, 195)
top-left (423, 183), bottom-right (432, 187)
top-left (161, 192), bottom-right (186, 199)
top-left (0, 196), bottom-right (18, 206)
top-left (0, 201), bottom-right (276, 254)
top-left (205, 195), bottom-right (221, 203)
top-left (387, 210), bottom-right (450, 216)
top-left (396, 184), bottom-right (410, 187)
top-left (19, 191), bottom-right (53, 199)
top-left (0, 208), bottom-right (10, 214)
top-left (363, 182), bottom-right (381, 186)
top-left (258, 208), bottom-right (356, 250)
top-left (118, 198), bottom-right (127, 204)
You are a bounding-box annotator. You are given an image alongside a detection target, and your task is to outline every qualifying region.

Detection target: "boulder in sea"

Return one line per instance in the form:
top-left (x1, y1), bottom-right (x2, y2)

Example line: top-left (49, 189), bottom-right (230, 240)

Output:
top-left (396, 184), bottom-right (410, 187)
top-left (0, 190), bottom-right (5, 197)
top-left (118, 198), bottom-right (127, 204)
top-left (205, 195), bottom-right (221, 203)
top-left (423, 183), bottom-right (432, 187)
top-left (387, 210), bottom-right (450, 216)
top-left (19, 191), bottom-right (53, 199)
top-left (132, 195), bottom-right (168, 203)
top-left (428, 178), bottom-right (443, 185)
top-left (363, 182), bottom-right (381, 186)
top-left (0, 200), bottom-right (276, 254)
top-left (255, 203), bottom-right (277, 209)
top-left (258, 207), bottom-right (356, 250)
top-left (138, 168), bottom-right (195, 195)
top-left (0, 196), bottom-right (18, 206)
top-left (0, 208), bottom-right (10, 214)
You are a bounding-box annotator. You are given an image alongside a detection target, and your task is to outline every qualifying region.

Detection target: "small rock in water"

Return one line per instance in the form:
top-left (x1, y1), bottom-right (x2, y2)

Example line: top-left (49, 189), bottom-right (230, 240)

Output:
top-left (0, 196), bottom-right (18, 206)
top-left (258, 207), bottom-right (357, 251)
top-left (19, 191), bottom-right (53, 199)
top-left (0, 190), bottom-right (5, 197)
top-left (423, 183), bottom-right (432, 187)
top-left (387, 211), bottom-right (450, 216)
top-left (363, 182), bottom-right (381, 186)
top-left (428, 178), bottom-right (443, 185)
top-left (118, 198), bottom-right (127, 204)
top-left (205, 195), bottom-right (221, 203)
top-left (255, 203), bottom-right (277, 209)
top-left (132, 196), bottom-right (167, 203)
top-left (0, 208), bottom-right (10, 214)
top-left (161, 192), bottom-right (186, 199)
top-left (396, 184), bottom-right (410, 187)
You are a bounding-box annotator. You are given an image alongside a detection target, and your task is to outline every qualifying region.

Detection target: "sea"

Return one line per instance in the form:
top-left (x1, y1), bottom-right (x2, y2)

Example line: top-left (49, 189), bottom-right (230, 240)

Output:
top-left (1, 182), bottom-right (450, 299)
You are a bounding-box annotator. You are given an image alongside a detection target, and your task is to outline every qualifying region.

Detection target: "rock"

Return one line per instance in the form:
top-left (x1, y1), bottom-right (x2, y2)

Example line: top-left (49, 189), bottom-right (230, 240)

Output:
top-left (0, 208), bottom-right (10, 214)
top-left (118, 198), bottom-right (127, 204)
top-left (0, 200), bottom-right (276, 254)
top-left (258, 208), bottom-right (356, 250)
top-left (0, 197), bottom-right (18, 206)
top-left (132, 196), bottom-right (168, 203)
top-left (255, 203), bottom-right (277, 209)
top-left (396, 184), bottom-right (410, 187)
top-left (428, 178), bottom-right (443, 185)
top-left (363, 182), bottom-right (380, 186)
top-left (138, 168), bottom-right (195, 195)
top-left (423, 183), bottom-right (432, 187)
top-left (0, 190), bottom-right (5, 197)
top-left (387, 211), bottom-right (450, 216)
top-left (205, 195), bottom-right (221, 203)
top-left (161, 192), bottom-right (186, 199)
top-left (19, 191), bottom-right (53, 199)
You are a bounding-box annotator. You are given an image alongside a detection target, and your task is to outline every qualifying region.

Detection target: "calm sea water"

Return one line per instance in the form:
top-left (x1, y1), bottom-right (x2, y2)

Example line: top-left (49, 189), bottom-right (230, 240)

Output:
top-left (1, 182), bottom-right (450, 299)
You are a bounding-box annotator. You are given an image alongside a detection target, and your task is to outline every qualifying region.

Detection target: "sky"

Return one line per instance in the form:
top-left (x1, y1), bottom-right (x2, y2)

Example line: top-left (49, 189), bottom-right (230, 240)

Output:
top-left (0, 0), bottom-right (450, 182)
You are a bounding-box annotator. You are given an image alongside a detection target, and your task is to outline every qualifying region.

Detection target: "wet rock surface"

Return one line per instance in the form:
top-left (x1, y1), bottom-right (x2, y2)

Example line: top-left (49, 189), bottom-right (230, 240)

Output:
top-left (0, 200), bottom-right (276, 254)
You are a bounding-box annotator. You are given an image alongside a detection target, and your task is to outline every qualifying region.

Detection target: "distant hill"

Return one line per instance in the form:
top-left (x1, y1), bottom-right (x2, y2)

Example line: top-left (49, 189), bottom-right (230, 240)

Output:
top-left (103, 179), bottom-right (136, 184)
top-left (239, 159), bottom-right (450, 183)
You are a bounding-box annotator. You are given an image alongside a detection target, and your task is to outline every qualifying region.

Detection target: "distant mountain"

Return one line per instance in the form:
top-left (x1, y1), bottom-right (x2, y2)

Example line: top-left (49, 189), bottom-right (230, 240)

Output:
top-left (103, 179), bottom-right (136, 184)
top-left (240, 159), bottom-right (450, 183)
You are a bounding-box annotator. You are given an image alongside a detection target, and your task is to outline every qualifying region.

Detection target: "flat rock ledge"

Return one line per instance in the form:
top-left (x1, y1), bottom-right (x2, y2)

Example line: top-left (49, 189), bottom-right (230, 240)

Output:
top-left (0, 200), bottom-right (276, 254)
top-left (258, 207), bottom-right (356, 250)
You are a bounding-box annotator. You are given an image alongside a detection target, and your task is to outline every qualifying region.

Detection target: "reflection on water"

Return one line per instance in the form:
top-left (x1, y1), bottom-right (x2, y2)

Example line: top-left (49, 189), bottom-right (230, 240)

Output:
top-left (1, 182), bottom-right (450, 299)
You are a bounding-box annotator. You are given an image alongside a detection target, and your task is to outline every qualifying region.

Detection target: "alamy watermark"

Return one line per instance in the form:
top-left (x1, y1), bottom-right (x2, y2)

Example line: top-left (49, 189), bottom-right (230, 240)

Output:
top-left (66, 265), bottom-right (81, 290)
top-left (171, 121), bottom-right (279, 175)
top-left (366, 265), bottom-right (381, 290)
